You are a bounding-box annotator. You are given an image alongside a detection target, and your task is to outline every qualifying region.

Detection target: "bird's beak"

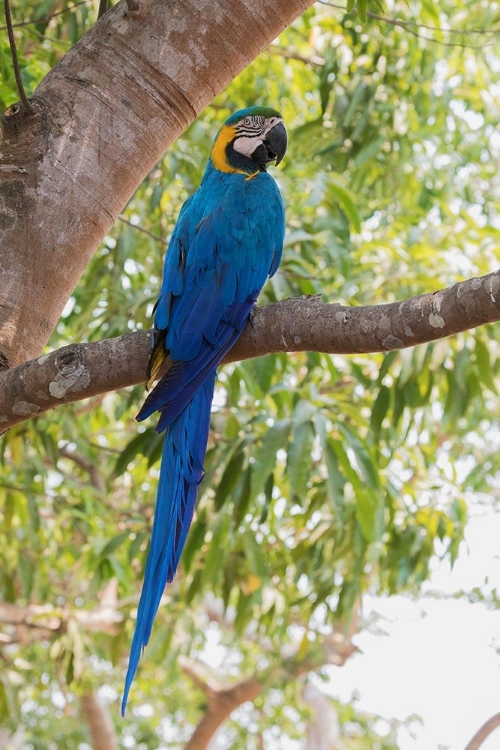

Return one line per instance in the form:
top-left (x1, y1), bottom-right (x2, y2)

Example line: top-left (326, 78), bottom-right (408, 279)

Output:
top-left (263, 121), bottom-right (287, 166)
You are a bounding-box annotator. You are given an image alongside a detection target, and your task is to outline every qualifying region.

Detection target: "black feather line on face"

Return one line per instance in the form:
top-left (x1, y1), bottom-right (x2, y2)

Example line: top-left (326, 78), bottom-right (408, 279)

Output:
top-left (225, 139), bottom-right (261, 174)
top-left (226, 118), bottom-right (286, 173)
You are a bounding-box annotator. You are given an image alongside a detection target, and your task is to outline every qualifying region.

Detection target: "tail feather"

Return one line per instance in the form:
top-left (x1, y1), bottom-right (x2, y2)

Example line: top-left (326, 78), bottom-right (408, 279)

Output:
top-left (121, 372), bottom-right (216, 715)
top-left (136, 294), bottom-right (257, 428)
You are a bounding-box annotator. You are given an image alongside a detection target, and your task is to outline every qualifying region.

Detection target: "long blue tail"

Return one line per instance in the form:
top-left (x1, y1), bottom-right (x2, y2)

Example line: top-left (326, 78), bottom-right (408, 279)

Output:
top-left (121, 372), bottom-right (216, 714)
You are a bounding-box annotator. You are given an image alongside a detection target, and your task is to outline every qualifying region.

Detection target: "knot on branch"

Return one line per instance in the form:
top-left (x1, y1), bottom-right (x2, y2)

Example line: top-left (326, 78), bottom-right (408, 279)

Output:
top-left (49, 344), bottom-right (91, 399)
top-left (0, 351), bottom-right (10, 372)
top-left (2, 101), bottom-right (33, 127)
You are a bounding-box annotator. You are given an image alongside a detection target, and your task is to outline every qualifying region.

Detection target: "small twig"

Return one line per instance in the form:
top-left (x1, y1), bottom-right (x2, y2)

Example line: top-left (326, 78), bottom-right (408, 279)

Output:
top-left (73, 394), bottom-right (106, 416)
top-left (391, 17), bottom-right (500, 35)
top-left (3, 0), bottom-right (35, 115)
top-left (24, 26), bottom-right (72, 49)
top-left (0, 482), bottom-right (46, 497)
top-left (59, 444), bottom-right (105, 493)
top-left (317, 1), bottom-right (499, 48)
top-left (269, 44), bottom-right (326, 67)
top-left (97, 0), bottom-right (108, 19)
top-left (0, 0), bottom-right (90, 31)
top-left (118, 215), bottom-right (169, 246)
top-left (317, 0), bottom-right (345, 9)
top-left (367, 11), bottom-right (496, 49)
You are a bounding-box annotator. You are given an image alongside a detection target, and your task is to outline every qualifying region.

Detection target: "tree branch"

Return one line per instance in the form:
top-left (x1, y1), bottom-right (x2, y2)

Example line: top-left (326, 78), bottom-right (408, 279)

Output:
top-left (1, 269), bottom-right (500, 432)
top-left (3, 0), bottom-right (35, 115)
top-left (0, 583), bottom-right (123, 641)
top-left (181, 656), bottom-right (262, 750)
top-left (464, 712), bottom-right (500, 750)
top-left (180, 623), bottom-right (356, 750)
top-left (80, 692), bottom-right (119, 750)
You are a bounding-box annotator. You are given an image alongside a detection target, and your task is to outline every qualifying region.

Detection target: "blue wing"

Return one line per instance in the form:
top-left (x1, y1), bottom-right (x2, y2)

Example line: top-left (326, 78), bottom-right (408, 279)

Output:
top-left (122, 170), bottom-right (284, 714)
top-left (138, 172), bottom-right (285, 427)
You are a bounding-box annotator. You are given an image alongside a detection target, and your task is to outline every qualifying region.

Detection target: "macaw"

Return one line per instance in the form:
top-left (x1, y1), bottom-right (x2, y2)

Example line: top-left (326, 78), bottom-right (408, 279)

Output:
top-left (122, 106), bottom-right (287, 713)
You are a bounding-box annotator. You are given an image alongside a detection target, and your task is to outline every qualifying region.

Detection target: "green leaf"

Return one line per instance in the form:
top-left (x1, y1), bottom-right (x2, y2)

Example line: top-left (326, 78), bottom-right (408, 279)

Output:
top-left (127, 531), bottom-right (147, 564)
top-left (378, 351), bottom-right (399, 382)
top-left (202, 514), bottom-right (230, 587)
top-left (186, 568), bottom-right (203, 606)
top-left (98, 531), bottom-right (131, 559)
top-left (19, 556), bottom-right (34, 599)
top-left (233, 470), bottom-right (252, 529)
top-left (3, 492), bottom-right (14, 532)
top-left (356, 487), bottom-right (382, 542)
top-left (214, 449), bottom-right (246, 511)
top-left (234, 588), bottom-right (255, 635)
top-left (324, 439), bottom-right (346, 509)
top-left (250, 419), bottom-right (291, 500)
top-left (287, 422), bottom-right (315, 501)
top-left (371, 386), bottom-right (390, 435)
top-left (259, 472), bottom-right (274, 523)
top-left (329, 175), bottom-right (361, 232)
top-left (474, 337), bottom-right (498, 394)
top-left (182, 514), bottom-right (207, 572)
top-left (338, 423), bottom-right (381, 490)
top-left (113, 428), bottom-right (158, 477)
top-left (242, 530), bottom-right (266, 580)
top-left (353, 136), bottom-right (385, 168)
top-left (357, 0), bottom-right (367, 23)
top-left (343, 81), bottom-right (366, 127)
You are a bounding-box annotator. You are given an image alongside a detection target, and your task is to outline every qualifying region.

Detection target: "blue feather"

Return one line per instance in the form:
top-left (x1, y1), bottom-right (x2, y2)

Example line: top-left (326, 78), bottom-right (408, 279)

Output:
top-left (122, 106), bottom-right (286, 713)
top-left (121, 373), bottom-right (215, 714)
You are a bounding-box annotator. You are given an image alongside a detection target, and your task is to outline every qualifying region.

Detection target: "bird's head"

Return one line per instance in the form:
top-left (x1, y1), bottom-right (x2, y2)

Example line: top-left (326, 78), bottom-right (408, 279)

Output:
top-left (210, 106), bottom-right (287, 177)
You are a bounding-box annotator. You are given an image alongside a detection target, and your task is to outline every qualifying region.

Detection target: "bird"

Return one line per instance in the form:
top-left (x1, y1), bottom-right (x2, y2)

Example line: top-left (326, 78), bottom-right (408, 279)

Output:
top-left (121, 106), bottom-right (287, 713)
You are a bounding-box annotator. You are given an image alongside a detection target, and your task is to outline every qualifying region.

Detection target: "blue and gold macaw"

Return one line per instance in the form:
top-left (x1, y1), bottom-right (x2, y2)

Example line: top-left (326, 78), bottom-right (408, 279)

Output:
top-left (122, 106), bottom-right (287, 712)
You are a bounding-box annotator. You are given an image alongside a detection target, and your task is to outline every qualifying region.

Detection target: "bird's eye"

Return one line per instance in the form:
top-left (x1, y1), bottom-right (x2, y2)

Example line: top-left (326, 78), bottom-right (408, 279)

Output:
top-left (243, 117), bottom-right (251, 125)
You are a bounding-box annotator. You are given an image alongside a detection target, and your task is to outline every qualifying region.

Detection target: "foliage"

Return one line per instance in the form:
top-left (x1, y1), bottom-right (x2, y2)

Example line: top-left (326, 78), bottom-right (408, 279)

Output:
top-left (1, 0), bottom-right (500, 747)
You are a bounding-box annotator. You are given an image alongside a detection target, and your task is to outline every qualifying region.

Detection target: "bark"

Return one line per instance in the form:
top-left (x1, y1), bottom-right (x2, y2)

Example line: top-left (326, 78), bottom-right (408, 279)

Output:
top-left (1, 269), bottom-right (500, 431)
top-left (0, 0), bottom-right (312, 369)
top-left (80, 692), bottom-right (119, 750)
top-left (464, 712), bottom-right (500, 750)
top-left (181, 659), bottom-right (262, 750)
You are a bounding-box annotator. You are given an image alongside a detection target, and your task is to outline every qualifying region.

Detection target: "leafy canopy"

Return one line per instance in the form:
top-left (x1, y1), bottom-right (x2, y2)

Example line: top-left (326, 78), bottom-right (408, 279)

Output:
top-left (1, 0), bottom-right (499, 747)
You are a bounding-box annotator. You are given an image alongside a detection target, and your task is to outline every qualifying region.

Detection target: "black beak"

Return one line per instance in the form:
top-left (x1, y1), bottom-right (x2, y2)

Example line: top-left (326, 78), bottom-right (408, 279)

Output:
top-left (251, 121), bottom-right (288, 170)
top-left (263, 121), bottom-right (287, 166)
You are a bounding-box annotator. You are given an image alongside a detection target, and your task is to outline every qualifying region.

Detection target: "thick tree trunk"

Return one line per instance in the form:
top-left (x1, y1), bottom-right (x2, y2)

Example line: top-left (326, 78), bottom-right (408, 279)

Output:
top-left (0, 0), bottom-right (312, 369)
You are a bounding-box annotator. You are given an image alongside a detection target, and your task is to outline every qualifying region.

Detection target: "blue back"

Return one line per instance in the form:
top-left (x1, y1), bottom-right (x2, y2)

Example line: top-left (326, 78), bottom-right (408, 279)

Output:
top-left (123, 133), bottom-right (286, 714)
top-left (137, 159), bottom-right (285, 427)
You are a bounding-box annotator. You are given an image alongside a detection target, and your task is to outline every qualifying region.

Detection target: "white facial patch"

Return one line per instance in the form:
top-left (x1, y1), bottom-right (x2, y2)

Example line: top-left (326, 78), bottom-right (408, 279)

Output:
top-left (233, 135), bottom-right (263, 158)
top-left (233, 117), bottom-right (284, 158)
